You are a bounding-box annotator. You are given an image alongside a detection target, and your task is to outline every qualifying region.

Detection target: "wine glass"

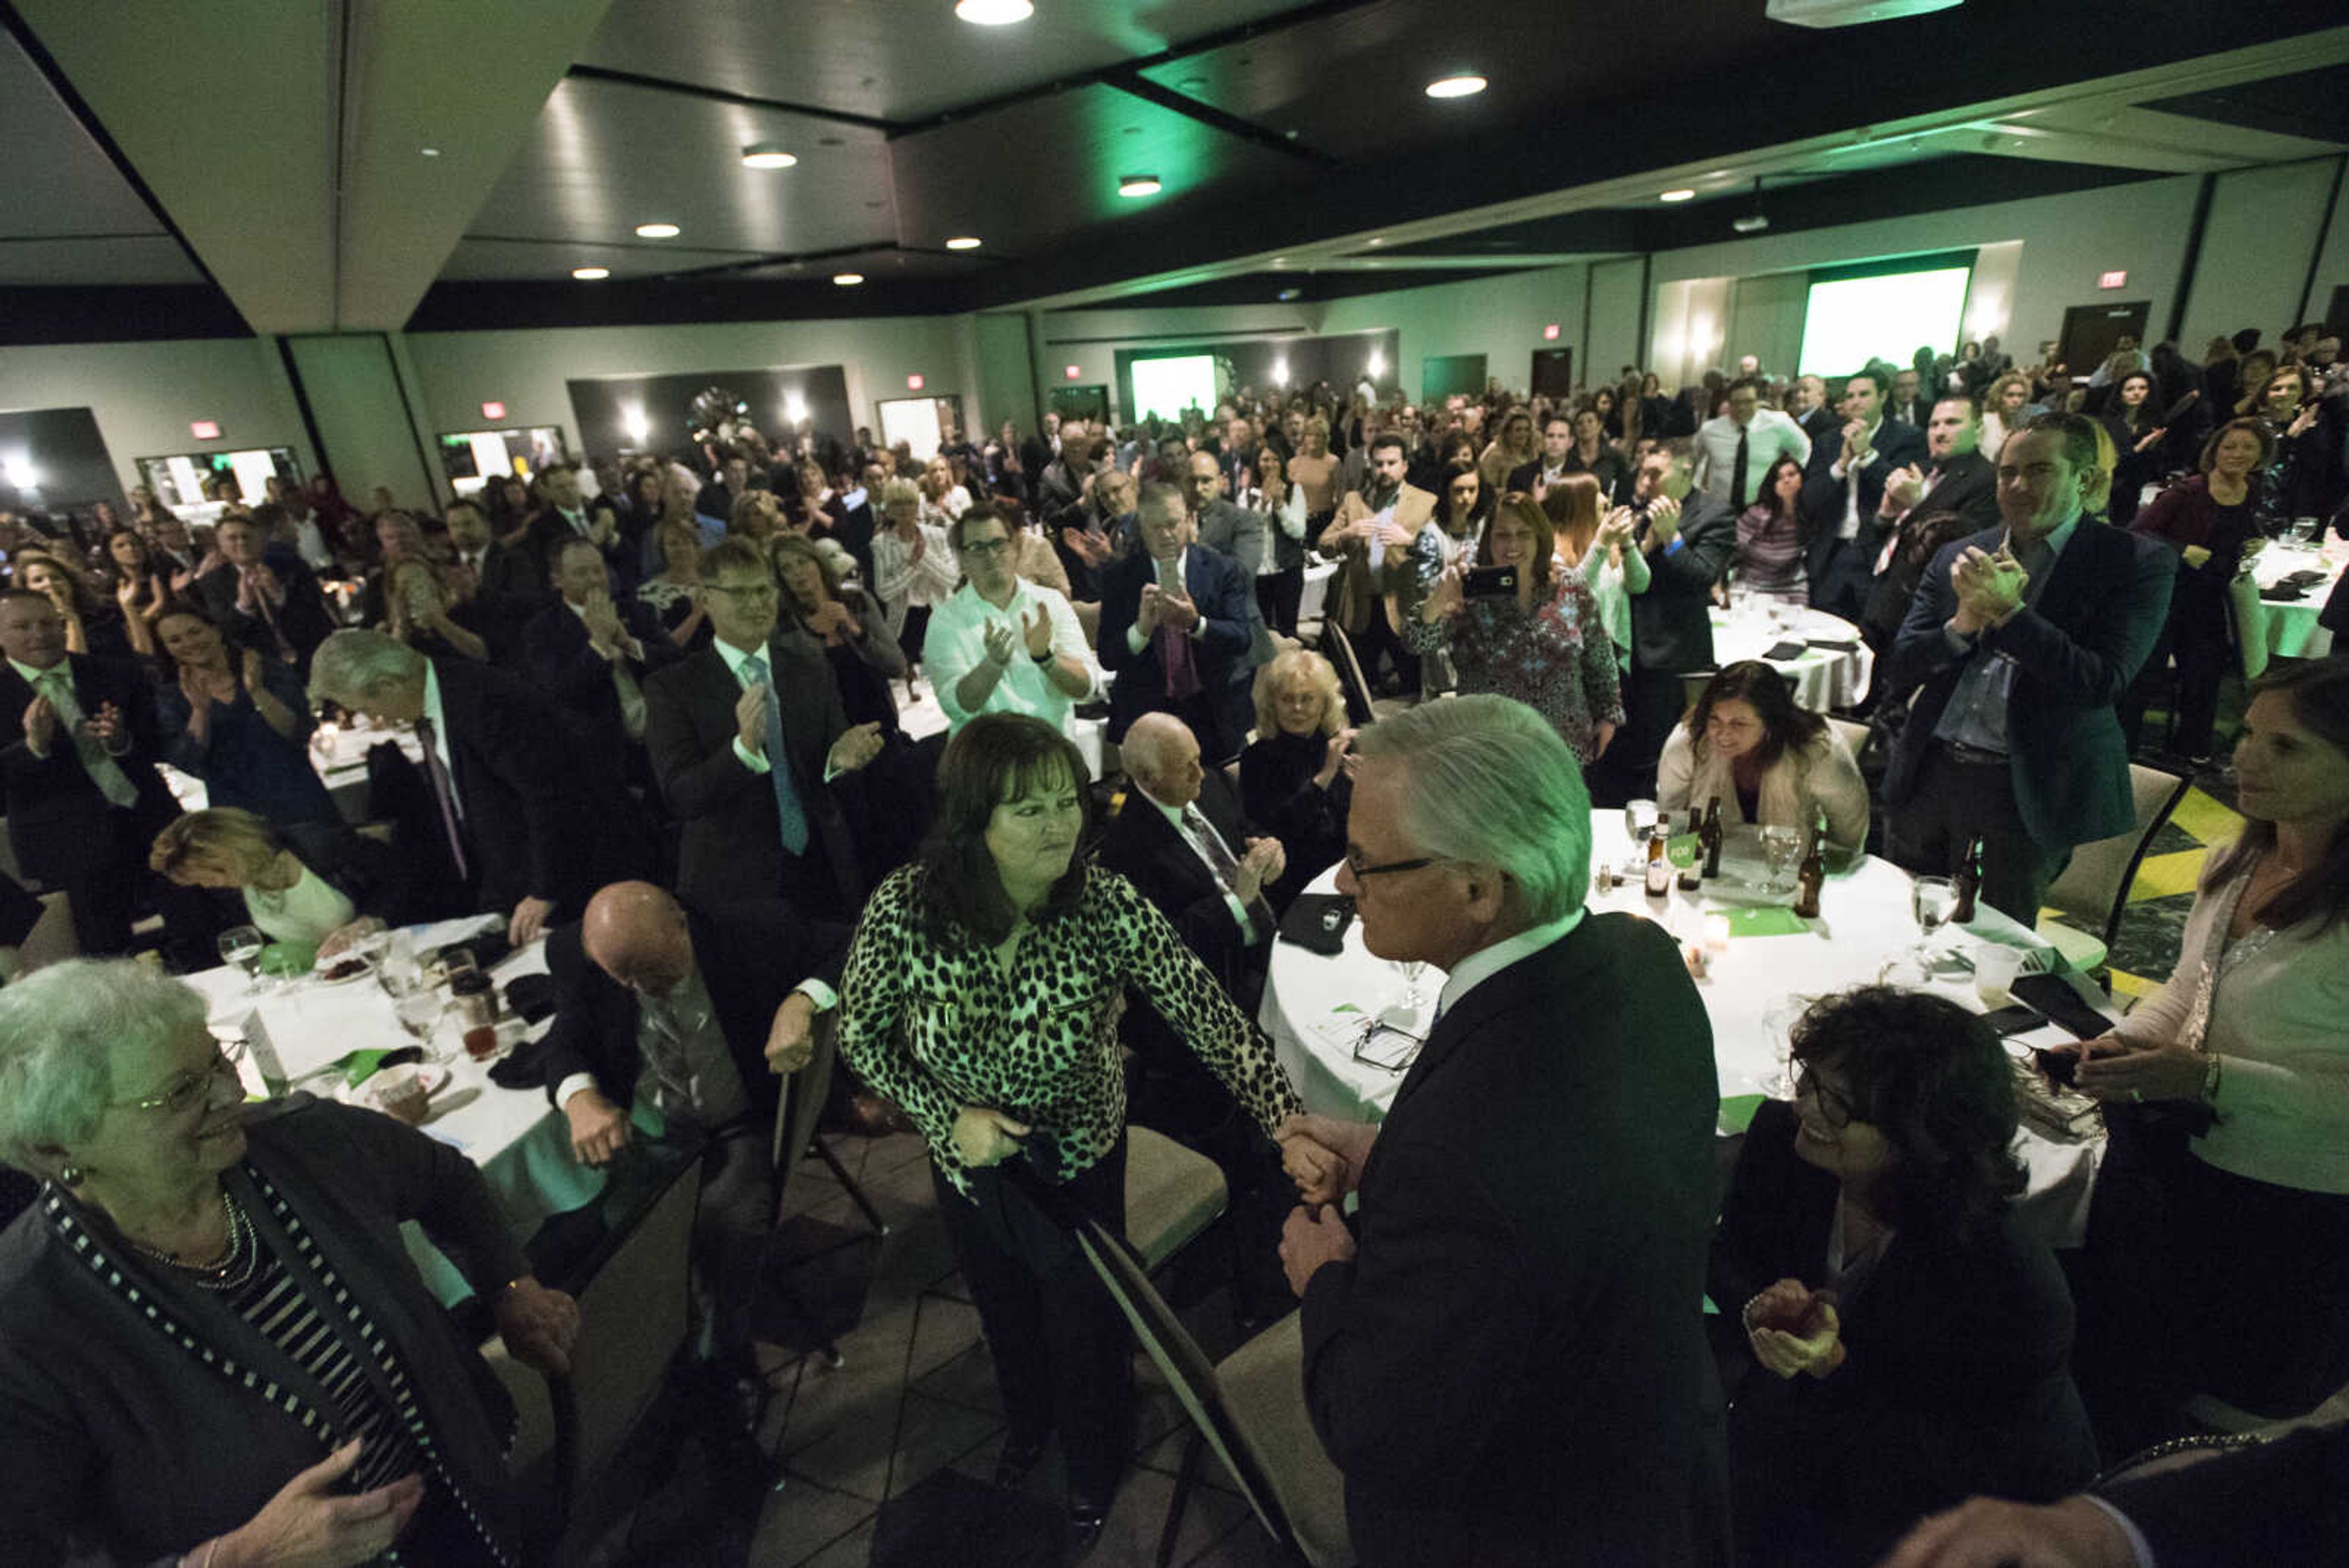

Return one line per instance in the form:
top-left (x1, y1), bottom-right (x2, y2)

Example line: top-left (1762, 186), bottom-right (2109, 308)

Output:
top-left (1901, 876), bottom-right (1959, 978)
top-left (378, 930), bottom-right (421, 999)
top-left (1762, 998), bottom-right (1806, 1098)
top-left (1759, 825), bottom-right (1803, 894)
top-left (1393, 960), bottom-right (1428, 1014)
top-left (396, 989), bottom-right (448, 1063)
top-left (1623, 799), bottom-right (1659, 876)
top-left (218, 925), bottom-right (265, 994)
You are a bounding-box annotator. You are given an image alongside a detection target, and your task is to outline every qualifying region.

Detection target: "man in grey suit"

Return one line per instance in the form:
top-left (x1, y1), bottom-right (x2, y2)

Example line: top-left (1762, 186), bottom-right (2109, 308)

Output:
top-left (1185, 449), bottom-right (1275, 667)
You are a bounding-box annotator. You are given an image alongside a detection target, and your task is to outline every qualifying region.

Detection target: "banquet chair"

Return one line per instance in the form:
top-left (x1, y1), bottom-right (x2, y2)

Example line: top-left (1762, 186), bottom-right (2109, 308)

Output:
top-left (1124, 1123), bottom-right (1229, 1272)
top-left (1322, 622), bottom-right (1377, 727)
top-left (759, 1011), bottom-right (880, 1373)
top-left (2035, 763), bottom-right (2191, 973)
top-left (1827, 716), bottom-right (1872, 767)
top-left (540, 1144), bottom-right (704, 1523)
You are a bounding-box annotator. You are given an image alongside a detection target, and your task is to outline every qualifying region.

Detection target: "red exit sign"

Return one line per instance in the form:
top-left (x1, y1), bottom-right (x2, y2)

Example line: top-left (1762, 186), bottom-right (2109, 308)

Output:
top-left (481, 401), bottom-right (507, 420)
top-left (190, 420), bottom-right (221, 440)
top-left (2097, 270), bottom-right (2128, 290)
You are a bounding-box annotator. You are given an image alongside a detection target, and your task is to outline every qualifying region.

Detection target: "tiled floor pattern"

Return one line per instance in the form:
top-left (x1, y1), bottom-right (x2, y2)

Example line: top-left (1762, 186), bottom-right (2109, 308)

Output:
top-left (612, 1130), bottom-right (1288, 1568)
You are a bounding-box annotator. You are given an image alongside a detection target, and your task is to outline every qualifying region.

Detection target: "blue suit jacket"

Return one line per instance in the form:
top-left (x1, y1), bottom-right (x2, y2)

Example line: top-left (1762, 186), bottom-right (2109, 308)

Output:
top-left (1880, 520), bottom-right (2175, 847)
top-left (1097, 546), bottom-right (1255, 758)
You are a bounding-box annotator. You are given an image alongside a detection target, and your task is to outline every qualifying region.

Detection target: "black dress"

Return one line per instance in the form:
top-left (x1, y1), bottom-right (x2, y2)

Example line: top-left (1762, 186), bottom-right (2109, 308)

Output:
top-left (1238, 728), bottom-right (1350, 913)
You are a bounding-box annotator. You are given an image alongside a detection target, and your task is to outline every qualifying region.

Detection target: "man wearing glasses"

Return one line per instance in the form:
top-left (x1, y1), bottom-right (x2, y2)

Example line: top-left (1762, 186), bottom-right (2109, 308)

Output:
top-left (1276, 696), bottom-right (1729, 1566)
top-left (922, 506), bottom-right (1094, 736)
top-left (643, 539), bottom-right (883, 915)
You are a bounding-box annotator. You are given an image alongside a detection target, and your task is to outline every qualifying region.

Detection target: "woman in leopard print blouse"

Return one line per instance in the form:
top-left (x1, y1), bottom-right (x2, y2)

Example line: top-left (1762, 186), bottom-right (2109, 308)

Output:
top-left (839, 713), bottom-right (1315, 1542)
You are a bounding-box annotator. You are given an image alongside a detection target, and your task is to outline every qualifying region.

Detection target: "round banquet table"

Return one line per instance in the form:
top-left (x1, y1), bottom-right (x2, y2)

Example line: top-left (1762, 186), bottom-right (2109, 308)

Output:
top-left (1261, 813), bottom-right (2113, 1246)
top-left (1707, 602), bottom-right (1874, 710)
top-left (2247, 535), bottom-right (2343, 660)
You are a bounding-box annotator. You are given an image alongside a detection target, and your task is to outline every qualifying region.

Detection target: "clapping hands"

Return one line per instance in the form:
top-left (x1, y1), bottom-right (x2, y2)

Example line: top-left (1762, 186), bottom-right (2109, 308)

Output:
top-left (1950, 546), bottom-right (2026, 632)
top-left (1743, 1278), bottom-right (1845, 1379)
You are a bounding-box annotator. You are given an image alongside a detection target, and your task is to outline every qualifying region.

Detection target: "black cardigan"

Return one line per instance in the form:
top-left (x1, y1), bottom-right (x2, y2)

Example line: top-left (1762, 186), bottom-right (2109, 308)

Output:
top-left (1709, 1099), bottom-right (2099, 1566)
top-left (0, 1096), bottom-right (527, 1567)
top-left (1238, 728), bottom-right (1351, 913)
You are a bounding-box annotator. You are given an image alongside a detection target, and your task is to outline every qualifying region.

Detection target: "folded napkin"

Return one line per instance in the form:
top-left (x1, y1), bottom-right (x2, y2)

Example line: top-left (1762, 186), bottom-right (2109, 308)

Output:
top-left (1804, 637), bottom-right (1860, 653)
top-left (2262, 585), bottom-right (2307, 602)
top-left (1724, 906), bottom-right (1811, 938)
top-left (1718, 1093), bottom-right (1766, 1135)
top-left (1762, 639), bottom-right (1809, 661)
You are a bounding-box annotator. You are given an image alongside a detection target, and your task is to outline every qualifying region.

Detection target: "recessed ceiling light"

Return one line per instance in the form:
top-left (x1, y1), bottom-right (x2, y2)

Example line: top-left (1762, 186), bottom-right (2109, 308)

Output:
top-left (1660, 189), bottom-right (1696, 203)
top-left (954, 0), bottom-right (1033, 23)
top-left (944, 236), bottom-right (982, 250)
top-left (419, 146), bottom-right (440, 158)
top-left (1425, 75), bottom-right (1486, 99)
top-left (1117, 175), bottom-right (1162, 198)
top-left (833, 272), bottom-right (864, 286)
top-left (634, 222), bottom-right (680, 238)
top-left (741, 143), bottom-right (798, 169)
top-left (572, 266), bottom-right (610, 280)
top-left (1366, 237), bottom-right (1384, 246)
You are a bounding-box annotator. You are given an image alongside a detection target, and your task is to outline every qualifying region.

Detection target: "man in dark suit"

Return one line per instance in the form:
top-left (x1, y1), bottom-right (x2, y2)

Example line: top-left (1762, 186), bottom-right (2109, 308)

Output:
top-left (543, 881), bottom-right (846, 1375)
top-left (1278, 697), bottom-right (1728, 1567)
top-left (444, 496), bottom-right (544, 658)
top-left (1098, 483), bottom-right (1258, 765)
top-left (1019, 412), bottom-right (1061, 491)
top-left (0, 589), bottom-right (201, 959)
top-left (642, 538), bottom-right (883, 917)
top-left (1879, 396), bottom-right (2000, 538)
top-left (1882, 1419), bottom-right (2348, 1567)
top-left (308, 628), bottom-right (654, 947)
top-left (1802, 366), bottom-right (1932, 622)
top-left (1184, 450), bottom-right (1277, 666)
top-left (193, 512), bottom-right (336, 673)
top-left (521, 463), bottom-right (631, 590)
top-left (522, 537), bottom-right (677, 785)
top-left (1587, 440), bottom-right (1737, 807)
top-left (1881, 415), bottom-right (2176, 923)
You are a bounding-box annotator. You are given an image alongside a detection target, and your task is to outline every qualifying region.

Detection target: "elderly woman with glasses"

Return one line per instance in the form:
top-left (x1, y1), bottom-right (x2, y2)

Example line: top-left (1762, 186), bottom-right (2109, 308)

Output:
top-left (0, 960), bottom-right (581, 1568)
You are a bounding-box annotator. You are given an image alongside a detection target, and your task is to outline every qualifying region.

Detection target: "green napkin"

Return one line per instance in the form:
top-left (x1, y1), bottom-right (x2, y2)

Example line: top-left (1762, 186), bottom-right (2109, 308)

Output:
top-left (1725, 907), bottom-right (1811, 938)
top-left (1718, 1093), bottom-right (1766, 1135)
top-left (1666, 833), bottom-right (1701, 868)
top-left (338, 1048), bottom-right (407, 1088)
top-left (259, 940), bottom-right (317, 978)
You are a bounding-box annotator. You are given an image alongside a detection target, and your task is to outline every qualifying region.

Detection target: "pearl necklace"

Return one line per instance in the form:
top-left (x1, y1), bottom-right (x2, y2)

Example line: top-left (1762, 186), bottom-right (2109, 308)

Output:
top-left (125, 1187), bottom-right (259, 1291)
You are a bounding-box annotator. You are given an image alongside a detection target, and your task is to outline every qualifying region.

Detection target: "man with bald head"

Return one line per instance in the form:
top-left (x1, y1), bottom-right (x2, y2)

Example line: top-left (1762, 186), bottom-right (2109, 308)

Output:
top-left (541, 881), bottom-right (847, 1375)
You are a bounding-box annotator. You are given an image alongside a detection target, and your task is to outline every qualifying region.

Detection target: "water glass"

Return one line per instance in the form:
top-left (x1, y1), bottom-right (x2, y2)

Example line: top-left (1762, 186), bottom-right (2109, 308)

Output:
top-left (1974, 943), bottom-right (2030, 1006)
top-left (1912, 877), bottom-right (1958, 942)
top-left (1623, 799), bottom-right (1659, 871)
top-left (396, 990), bottom-right (448, 1061)
top-left (218, 925), bottom-right (265, 991)
top-left (1759, 825), bottom-right (1803, 893)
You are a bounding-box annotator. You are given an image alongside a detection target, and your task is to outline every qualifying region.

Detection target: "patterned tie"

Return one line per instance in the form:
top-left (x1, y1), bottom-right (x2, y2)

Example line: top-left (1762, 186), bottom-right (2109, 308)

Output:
top-left (1183, 804), bottom-right (1261, 939)
top-left (1156, 556), bottom-right (1201, 700)
top-left (37, 666), bottom-right (138, 809)
top-left (410, 717), bottom-right (470, 882)
top-left (738, 653), bottom-right (810, 855)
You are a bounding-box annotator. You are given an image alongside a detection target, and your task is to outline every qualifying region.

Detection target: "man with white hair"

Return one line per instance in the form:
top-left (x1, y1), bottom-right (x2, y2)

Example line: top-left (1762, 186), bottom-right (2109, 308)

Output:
top-left (1277, 695), bottom-right (1728, 1566)
top-left (308, 628), bottom-right (651, 945)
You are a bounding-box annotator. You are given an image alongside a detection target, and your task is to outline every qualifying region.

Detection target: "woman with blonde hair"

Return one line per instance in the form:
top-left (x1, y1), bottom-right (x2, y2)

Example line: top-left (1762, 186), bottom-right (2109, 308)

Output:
top-left (1240, 648), bottom-right (1354, 907)
top-left (870, 474), bottom-right (959, 660)
top-left (149, 807), bottom-right (414, 954)
top-left (1980, 371), bottom-right (2038, 461)
top-left (636, 517), bottom-right (712, 648)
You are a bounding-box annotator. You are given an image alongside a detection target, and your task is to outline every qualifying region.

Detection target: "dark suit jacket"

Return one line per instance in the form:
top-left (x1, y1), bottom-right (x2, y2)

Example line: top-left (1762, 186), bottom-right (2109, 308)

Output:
top-left (1097, 546), bottom-right (1256, 759)
top-left (642, 637), bottom-right (861, 913)
top-left (1709, 1100), bottom-right (2098, 1565)
top-left (428, 656), bottom-right (651, 917)
top-left (1097, 773), bottom-right (1269, 1002)
top-left (1300, 914), bottom-right (1728, 1567)
top-left (2096, 1419), bottom-right (2348, 1567)
top-left (0, 652), bottom-right (180, 886)
top-left (1912, 449), bottom-right (2000, 533)
top-left (1800, 417), bottom-right (1931, 580)
top-left (539, 898), bottom-right (847, 1124)
top-left (520, 595), bottom-right (677, 758)
top-left (193, 548), bottom-right (337, 669)
top-left (1632, 491), bottom-right (1737, 675)
top-left (522, 502), bottom-right (632, 589)
top-left (1881, 520), bottom-right (2175, 847)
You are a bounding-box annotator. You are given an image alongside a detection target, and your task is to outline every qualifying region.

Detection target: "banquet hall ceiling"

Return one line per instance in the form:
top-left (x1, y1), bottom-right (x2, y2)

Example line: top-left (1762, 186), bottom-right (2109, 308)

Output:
top-left (0, 0), bottom-right (2345, 338)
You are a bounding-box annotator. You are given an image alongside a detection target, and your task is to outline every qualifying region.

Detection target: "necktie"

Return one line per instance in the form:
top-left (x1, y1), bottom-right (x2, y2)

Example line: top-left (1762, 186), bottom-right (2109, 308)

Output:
top-left (1182, 804), bottom-right (1258, 938)
top-left (410, 716), bottom-right (470, 882)
top-left (1156, 557), bottom-right (1201, 700)
top-left (37, 667), bottom-right (138, 809)
top-left (738, 653), bottom-right (810, 855)
top-left (1729, 425), bottom-right (1750, 510)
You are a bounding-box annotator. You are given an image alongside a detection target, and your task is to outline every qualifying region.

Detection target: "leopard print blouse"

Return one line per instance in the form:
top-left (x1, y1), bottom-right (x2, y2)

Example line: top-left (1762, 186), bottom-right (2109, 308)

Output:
top-left (839, 859), bottom-right (1304, 1195)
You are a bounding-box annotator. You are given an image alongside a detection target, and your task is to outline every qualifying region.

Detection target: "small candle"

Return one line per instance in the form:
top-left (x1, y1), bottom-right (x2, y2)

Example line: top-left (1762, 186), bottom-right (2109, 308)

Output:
top-left (1704, 914), bottom-right (1731, 953)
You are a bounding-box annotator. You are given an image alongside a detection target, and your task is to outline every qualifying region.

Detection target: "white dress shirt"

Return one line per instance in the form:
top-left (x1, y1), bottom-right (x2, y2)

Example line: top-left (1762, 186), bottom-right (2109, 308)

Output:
top-left (1691, 410), bottom-right (1812, 507)
top-left (923, 577), bottom-right (1095, 734)
top-left (1135, 784), bottom-right (1258, 940)
top-left (1434, 905), bottom-right (1589, 1020)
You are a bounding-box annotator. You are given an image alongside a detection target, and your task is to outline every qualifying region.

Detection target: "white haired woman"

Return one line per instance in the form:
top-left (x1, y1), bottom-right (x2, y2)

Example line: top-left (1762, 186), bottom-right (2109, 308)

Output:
top-left (0, 959), bottom-right (580, 1567)
top-left (1240, 648), bottom-right (1356, 909)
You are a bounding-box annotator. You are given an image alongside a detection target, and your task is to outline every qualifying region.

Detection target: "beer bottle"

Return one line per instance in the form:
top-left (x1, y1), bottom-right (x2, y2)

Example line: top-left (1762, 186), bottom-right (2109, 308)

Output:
top-left (1951, 835), bottom-right (1984, 925)
top-left (1677, 809), bottom-right (1703, 892)
top-left (1644, 827), bottom-right (1672, 898)
top-left (1699, 795), bottom-right (1725, 879)
top-left (1793, 811), bottom-right (1827, 920)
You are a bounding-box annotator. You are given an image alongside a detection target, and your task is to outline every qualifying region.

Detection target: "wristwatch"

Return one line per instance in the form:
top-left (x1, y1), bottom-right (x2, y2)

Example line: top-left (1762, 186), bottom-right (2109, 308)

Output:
top-left (1031, 648), bottom-right (1055, 665)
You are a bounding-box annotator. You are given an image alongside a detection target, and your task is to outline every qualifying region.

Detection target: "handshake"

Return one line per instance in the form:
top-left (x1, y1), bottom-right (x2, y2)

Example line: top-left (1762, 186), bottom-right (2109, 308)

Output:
top-left (1272, 1111), bottom-right (1378, 1296)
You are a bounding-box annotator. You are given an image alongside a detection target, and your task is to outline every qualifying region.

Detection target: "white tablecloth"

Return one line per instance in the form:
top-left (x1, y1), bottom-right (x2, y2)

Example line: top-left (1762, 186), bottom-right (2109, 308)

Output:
top-left (185, 913), bottom-right (600, 1301)
top-left (1261, 816), bottom-right (2112, 1246)
top-left (2249, 538), bottom-right (2342, 660)
top-left (1708, 604), bottom-right (1874, 710)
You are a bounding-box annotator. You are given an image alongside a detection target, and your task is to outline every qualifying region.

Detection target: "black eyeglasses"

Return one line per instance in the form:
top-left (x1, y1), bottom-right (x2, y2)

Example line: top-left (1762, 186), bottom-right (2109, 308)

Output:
top-left (1343, 850), bottom-right (1439, 882)
top-left (957, 537), bottom-right (1013, 558)
top-left (1792, 1063), bottom-right (1856, 1129)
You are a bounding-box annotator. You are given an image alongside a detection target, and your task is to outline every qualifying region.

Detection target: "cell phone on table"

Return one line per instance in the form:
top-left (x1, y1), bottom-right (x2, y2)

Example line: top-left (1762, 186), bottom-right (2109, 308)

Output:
top-left (1463, 565), bottom-right (1520, 599)
top-left (1980, 1002), bottom-right (2044, 1037)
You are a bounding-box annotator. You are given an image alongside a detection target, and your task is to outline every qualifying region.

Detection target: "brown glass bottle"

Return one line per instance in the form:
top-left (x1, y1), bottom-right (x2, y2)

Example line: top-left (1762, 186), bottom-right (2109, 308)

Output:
top-left (1792, 814), bottom-right (1827, 919)
top-left (1951, 834), bottom-right (1984, 925)
top-left (1699, 796), bottom-right (1724, 879)
top-left (1645, 827), bottom-right (1672, 897)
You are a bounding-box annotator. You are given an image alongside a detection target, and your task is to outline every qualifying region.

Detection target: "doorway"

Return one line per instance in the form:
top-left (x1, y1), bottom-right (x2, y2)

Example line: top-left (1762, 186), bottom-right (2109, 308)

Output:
top-left (2057, 300), bottom-right (2150, 381)
top-left (1049, 383), bottom-right (1110, 425)
top-left (1530, 348), bottom-right (1575, 398)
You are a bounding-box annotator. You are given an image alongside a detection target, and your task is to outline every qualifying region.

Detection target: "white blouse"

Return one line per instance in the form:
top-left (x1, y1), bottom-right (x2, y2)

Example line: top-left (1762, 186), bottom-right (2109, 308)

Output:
top-left (2116, 854), bottom-right (2349, 1194)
